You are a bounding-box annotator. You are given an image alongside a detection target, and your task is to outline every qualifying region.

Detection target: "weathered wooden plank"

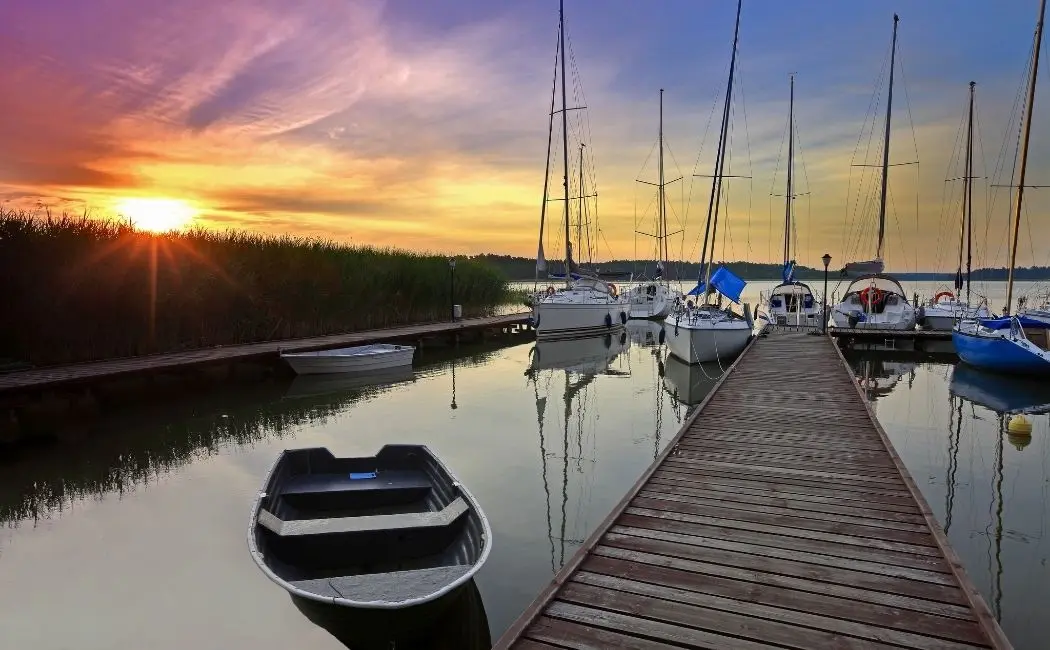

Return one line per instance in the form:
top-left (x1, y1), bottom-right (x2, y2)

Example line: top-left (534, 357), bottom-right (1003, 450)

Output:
top-left (581, 555), bottom-right (984, 644)
top-left (636, 489), bottom-right (928, 532)
top-left (675, 436), bottom-right (892, 459)
top-left (558, 581), bottom-right (904, 650)
top-left (617, 511), bottom-right (949, 572)
top-left (671, 447), bottom-right (901, 475)
top-left (544, 601), bottom-right (774, 650)
top-left (599, 533), bottom-right (963, 604)
top-left (664, 456), bottom-right (904, 486)
top-left (656, 464), bottom-right (914, 501)
top-left (609, 525), bottom-right (952, 585)
top-left (525, 616), bottom-right (683, 650)
top-left (574, 571), bottom-right (987, 650)
top-left (512, 640), bottom-right (564, 650)
top-left (649, 471), bottom-right (922, 513)
top-left (591, 545), bottom-right (974, 621)
top-left (624, 506), bottom-right (941, 557)
top-left (646, 479), bottom-right (926, 522)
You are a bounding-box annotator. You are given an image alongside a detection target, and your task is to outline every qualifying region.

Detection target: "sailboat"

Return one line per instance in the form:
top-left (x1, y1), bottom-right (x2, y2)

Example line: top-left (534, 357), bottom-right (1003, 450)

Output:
top-left (629, 89), bottom-right (684, 319)
top-left (663, 0), bottom-right (753, 365)
top-left (920, 82), bottom-right (992, 330)
top-left (531, 0), bottom-right (627, 340)
top-left (953, 0), bottom-right (1050, 376)
top-left (829, 14), bottom-right (918, 331)
top-left (757, 75), bottom-right (823, 331)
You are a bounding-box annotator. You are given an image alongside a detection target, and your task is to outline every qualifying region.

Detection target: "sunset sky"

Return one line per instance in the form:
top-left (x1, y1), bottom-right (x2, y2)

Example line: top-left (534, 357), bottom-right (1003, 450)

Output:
top-left (1, 0), bottom-right (1048, 271)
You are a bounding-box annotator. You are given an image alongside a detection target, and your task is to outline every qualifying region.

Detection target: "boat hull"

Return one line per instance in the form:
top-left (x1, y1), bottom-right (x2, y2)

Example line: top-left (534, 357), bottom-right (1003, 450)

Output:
top-left (664, 320), bottom-right (751, 364)
top-left (281, 345), bottom-right (415, 375)
top-left (290, 578), bottom-right (490, 649)
top-left (532, 301), bottom-right (626, 340)
top-left (628, 284), bottom-right (679, 320)
top-left (952, 328), bottom-right (1050, 376)
top-left (830, 308), bottom-right (917, 330)
top-left (920, 304), bottom-right (991, 331)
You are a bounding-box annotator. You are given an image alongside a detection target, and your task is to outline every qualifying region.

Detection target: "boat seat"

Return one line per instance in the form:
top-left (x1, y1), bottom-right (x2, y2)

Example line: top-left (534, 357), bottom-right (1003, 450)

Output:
top-left (258, 497), bottom-right (468, 537)
top-left (281, 470), bottom-right (432, 496)
top-left (288, 565), bottom-right (472, 604)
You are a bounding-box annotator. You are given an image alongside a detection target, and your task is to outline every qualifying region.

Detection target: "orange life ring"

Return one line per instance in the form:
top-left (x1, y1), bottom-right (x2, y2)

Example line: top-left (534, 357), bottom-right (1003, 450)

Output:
top-left (933, 290), bottom-right (955, 303)
top-left (608, 283), bottom-right (618, 298)
top-left (859, 286), bottom-right (884, 307)
top-left (545, 285), bottom-right (556, 296)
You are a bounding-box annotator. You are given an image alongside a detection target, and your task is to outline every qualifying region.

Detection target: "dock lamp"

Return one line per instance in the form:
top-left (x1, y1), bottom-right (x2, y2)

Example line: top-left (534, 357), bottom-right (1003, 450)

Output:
top-left (822, 253), bottom-right (832, 334)
top-left (449, 258), bottom-right (457, 322)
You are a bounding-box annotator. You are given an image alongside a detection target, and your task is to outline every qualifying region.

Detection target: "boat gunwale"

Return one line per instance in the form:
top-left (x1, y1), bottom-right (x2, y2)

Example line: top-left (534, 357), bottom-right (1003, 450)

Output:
top-left (279, 344), bottom-right (415, 360)
top-left (246, 444), bottom-right (493, 610)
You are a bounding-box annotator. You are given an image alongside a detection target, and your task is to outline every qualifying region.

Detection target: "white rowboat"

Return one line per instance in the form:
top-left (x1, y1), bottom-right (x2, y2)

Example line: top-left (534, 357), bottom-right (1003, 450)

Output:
top-left (280, 344), bottom-right (415, 375)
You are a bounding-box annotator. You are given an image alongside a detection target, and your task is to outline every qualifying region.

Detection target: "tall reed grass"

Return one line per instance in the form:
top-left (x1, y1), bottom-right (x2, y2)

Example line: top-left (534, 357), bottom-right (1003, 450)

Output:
top-left (0, 210), bottom-right (510, 366)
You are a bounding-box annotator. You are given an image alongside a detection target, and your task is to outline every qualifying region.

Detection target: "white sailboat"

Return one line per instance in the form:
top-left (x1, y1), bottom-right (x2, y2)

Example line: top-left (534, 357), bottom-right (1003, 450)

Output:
top-left (663, 0), bottom-right (753, 365)
top-left (829, 15), bottom-right (918, 331)
top-left (920, 82), bottom-right (991, 330)
top-left (531, 0), bottom-right (627, 340)
top-left (629, 89), bottom-right (684, 320)
top-left (757, 75), bottom-right (823, 331)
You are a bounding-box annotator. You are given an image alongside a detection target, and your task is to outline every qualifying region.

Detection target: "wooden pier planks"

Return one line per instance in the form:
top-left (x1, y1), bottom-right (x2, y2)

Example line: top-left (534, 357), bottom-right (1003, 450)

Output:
top-left (495, 332), bottom-right (1011, 650)
top-left (0, 312), bottom-right (530, 393)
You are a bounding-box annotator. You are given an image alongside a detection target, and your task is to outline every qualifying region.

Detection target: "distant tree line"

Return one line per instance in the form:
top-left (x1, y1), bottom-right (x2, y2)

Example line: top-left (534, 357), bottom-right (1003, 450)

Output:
top-left (467, 254), bottom-right (1050, 282)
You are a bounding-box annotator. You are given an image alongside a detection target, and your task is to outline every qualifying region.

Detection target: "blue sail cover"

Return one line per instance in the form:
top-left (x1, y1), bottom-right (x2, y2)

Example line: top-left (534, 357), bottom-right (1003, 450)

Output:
top-left (686, 282), bottom-right (706, 297)
top-left (977, 315), bottom-right (1050, 330)
top-left (781, 260), bottom-right (796, 283)
top-left (710, 266), bottom-right (746, 304)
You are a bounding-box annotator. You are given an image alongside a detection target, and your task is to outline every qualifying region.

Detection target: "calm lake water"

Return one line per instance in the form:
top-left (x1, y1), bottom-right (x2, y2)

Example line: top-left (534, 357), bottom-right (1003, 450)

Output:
top-left (1, 279), bottom-right (1048, 649)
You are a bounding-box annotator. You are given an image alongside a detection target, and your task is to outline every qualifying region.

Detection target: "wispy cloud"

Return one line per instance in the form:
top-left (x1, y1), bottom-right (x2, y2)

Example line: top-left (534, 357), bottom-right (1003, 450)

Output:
top-left (1, 0), bottom-right (1048, 269)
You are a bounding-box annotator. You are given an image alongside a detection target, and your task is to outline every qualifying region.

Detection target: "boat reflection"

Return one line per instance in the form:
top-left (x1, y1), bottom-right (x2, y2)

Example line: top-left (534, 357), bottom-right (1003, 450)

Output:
top-left (661, 353), bottom-right (725, 419)
top-left (949, 363), bottom-right (1050, 416)
top-left (527, 334), bottom-right (628, 573)
top-left (282, 365), bottom-right (416, 399)
top-left (847, 355), bottom-right (917, 400)
top-left (527, 331), bottom-right (628, 375)
top-left (291, 578), bottom-right (490, 649)
top-left (625, 319), bottom-right (666, 348)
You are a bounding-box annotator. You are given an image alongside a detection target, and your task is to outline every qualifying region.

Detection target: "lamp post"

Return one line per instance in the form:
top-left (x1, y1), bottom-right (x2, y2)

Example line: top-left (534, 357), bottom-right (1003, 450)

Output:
top-left (821, 253), bottom-right (832, 334)
top-left (449, 258), bottom-right (457, 322)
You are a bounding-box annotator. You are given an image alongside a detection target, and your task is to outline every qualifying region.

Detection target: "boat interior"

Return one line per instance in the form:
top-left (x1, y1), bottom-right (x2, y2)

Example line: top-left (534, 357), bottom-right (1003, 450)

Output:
top-left (841, 275), bottom-right (908, 315)
top-left (769, 284), bottom-right (816, 313)
top-left (255, 447), bottom-right (482, 598)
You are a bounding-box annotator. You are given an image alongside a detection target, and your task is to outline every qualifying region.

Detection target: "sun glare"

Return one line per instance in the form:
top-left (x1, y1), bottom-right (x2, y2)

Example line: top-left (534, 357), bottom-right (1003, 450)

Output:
top-left (115, 197), bottom-right (197, 233)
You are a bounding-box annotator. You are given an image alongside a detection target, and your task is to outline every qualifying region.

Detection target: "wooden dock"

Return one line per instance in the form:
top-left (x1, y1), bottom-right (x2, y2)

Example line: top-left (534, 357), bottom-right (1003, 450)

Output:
top-left (0, 312), bottom-right (531, 394)
top-left (495, 331), bottom-right (1010, 650)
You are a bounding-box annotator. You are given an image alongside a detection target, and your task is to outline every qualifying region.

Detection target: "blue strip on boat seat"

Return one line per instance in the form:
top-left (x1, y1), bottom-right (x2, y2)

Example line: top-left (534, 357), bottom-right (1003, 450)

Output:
top-left (349, 472), bottom-right (377, 480)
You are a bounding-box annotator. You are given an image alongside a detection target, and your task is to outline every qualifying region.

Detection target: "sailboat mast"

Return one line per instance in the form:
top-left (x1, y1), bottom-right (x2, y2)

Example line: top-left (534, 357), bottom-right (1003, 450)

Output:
top-left (877, 14), bottom-right (899, 262)
top-left (964, 81), bottom-right (975, 304)
top-left (535, 32), bottom-right (560, 284)
top-left (577, 144), bottom-right (584, 258)
top-left (784, 74), bottom-right (795, 266)
top-left (697, 0), bottom-right (742, 290)
top-left (559, 0), bottom-right (572, 286)
top-left (1006, 0), bottom-right (1046, 315)
top-left (658, 89), bottom-right (668, 273)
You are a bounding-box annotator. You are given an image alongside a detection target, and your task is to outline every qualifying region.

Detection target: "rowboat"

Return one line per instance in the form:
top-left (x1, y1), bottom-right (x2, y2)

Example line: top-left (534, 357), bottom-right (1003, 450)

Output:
top-left (247, 445), bottom-right (491, 615)
top-left (280, 343), bottom-right (414, 375)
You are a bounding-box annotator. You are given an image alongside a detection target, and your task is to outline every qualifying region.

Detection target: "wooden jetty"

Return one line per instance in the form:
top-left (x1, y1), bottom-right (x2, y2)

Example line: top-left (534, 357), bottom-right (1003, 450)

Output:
top-left (0, 312), bottom-right (531, 394)
top-left (495, 331), bottom-right (1010, 649)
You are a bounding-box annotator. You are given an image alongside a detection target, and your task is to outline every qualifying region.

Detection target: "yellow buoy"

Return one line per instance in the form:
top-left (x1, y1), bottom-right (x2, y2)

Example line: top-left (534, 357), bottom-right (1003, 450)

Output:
top-left (1007, 414), bottom-right (1033, 436)
top-left (1007, 432), bottom-right (1032, 451)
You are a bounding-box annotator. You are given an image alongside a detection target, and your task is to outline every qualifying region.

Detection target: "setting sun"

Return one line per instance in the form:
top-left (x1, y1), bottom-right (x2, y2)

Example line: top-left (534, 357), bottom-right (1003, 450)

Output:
top-left (115, 197), bottom-right (197, 233)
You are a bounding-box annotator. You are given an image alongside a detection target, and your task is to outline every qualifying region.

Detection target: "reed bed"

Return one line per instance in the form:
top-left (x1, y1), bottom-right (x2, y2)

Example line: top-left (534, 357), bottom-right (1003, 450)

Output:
top-left (0, 210), bottom-right (511, 366)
